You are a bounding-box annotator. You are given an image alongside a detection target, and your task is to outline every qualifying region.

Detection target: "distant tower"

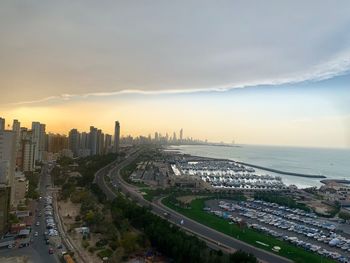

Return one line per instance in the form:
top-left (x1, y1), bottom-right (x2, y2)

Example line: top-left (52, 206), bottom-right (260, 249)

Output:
top-left (114, 121), bottom-right (120, 153)
top-left (173, 131), bottom-right (177, 142)
top-left (179, 128), bottom-right (183, 142)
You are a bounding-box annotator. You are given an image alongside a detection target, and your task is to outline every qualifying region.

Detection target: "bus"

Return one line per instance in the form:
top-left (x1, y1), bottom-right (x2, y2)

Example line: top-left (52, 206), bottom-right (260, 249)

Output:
top-left (63, 254), bottom-right (75, 263)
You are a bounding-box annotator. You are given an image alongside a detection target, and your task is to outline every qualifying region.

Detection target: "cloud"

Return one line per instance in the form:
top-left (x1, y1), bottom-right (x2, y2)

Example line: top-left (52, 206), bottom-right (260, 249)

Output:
top-left (1, 1), bottom-right (350, 105)
top-left (6, 47), bottom-right (350, 107)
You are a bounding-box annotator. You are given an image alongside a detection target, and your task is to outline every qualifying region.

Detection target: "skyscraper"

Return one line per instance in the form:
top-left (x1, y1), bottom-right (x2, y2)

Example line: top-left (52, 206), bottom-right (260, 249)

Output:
top-left (31, 122), bottom-right (40, 163)
top-left (39, 123), bottom-right (46, 157)
top-left (179, 128), bottom-right (183, 142)
top-left (113, 121), bottom-right (120, 153)
top-left (47, 133), bottom-right (68, 153)
top-left (31, 122), bottom-right (47, 163)
top-left (12, 120), bottom-right (21, 149)
top-left (0, 185), bottom-right (10, 235)
top-left (0, 118), bottom-right (5, 131)
top-left (104, 134), bottom-right (112, 154)
top-left (20, 129), bottom-right (35, 172)
top-left (0, 130), bottom-right (16, 206)
top-left (80, 132), bottom-right (89, 150)
top-left (96, 129), bottom-right (104, 155)
top-left (12, 120), bottom-right (21, 168)
top-left (68, 129), bottom-right (80, 157)
top-left (89, 126), bottom-right (98, 155)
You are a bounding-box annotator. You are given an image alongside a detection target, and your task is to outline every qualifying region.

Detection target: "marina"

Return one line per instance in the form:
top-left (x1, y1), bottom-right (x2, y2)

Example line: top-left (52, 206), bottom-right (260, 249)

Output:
top-left (170, 144), bottom-right (350, 188)
top-left (172, 160), bottom-right (287, 190)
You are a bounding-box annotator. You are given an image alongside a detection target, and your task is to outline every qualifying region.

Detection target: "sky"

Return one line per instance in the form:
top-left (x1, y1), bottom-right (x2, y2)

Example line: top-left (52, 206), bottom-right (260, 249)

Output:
top-left (0, 1), bottom-right (350, 148)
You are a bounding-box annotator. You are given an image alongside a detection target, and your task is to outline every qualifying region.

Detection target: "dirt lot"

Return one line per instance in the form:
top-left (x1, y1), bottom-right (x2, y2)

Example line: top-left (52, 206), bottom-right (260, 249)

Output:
top-left (304, 200), bottom-right (334, 215)
top-left (58, 200), bottom-right (102, 263)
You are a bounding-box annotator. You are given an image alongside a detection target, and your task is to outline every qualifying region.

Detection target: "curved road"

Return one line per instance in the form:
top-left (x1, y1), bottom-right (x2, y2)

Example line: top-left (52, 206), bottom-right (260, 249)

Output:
top-left (95, 151), bottom-right (292, 263)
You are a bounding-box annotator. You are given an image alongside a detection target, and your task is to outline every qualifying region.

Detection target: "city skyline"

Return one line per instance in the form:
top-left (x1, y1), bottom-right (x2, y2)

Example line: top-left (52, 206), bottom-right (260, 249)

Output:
top-left (0, 117), bottom-right (198, 145)
top-left (0, 2), bottom-right (350, 263)
top-left (1, 1), bottom-right (350, 148)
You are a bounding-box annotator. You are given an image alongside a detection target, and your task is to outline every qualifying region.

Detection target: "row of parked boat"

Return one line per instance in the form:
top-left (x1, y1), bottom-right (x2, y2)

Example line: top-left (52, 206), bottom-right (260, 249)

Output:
top-left (177, 161), bottom-right (286, 190)
top-left (180, 160), bottom-right (255, 173)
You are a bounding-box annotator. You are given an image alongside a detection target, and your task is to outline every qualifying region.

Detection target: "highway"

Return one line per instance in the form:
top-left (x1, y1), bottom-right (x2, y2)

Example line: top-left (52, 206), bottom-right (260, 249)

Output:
top-left (94, 150), bottom-right (292, 263)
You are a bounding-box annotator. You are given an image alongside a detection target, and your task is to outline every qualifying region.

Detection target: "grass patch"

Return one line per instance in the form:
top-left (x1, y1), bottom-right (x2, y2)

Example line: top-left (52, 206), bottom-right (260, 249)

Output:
top-left (162, 197), bottom-right (335, 263)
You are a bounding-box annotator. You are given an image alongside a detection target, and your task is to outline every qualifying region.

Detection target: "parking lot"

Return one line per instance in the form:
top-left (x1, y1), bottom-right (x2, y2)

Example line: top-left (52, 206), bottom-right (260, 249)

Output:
top-left (205, 199), bottom-right (350, 263)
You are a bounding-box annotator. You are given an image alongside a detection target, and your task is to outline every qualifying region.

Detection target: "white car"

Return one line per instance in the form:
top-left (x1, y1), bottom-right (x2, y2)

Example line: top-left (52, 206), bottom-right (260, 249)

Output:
top-left (36, 221), bottom-right (40, 226)
top-left (34, 231), bottom-right (38, 237)
top-left (48, 230), bottom-right (58, 236)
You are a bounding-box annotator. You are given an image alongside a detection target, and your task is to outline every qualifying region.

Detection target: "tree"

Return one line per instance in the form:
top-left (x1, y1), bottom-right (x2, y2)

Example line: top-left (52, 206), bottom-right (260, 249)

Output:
top-left (339, 211), bottom-right (350, 221)
top-left (229, 250), bottom-right (258, 263)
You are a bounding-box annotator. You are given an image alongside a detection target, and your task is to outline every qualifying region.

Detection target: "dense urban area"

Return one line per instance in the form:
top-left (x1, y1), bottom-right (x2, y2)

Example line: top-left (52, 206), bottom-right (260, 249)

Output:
top-left (1, 117), bottom-right (350, 263)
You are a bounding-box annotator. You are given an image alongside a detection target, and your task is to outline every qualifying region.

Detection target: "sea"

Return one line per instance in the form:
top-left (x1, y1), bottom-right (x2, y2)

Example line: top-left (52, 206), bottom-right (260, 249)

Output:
top-left (169, 144), bottom-right (350, 188)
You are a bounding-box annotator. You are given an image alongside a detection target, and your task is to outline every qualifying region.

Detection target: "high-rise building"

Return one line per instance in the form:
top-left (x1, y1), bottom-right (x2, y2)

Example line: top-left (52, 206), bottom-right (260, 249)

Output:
top-left (113, 121), bottom-right (120, 153)
top-left (12, 120), bottom-right (21, 169)
top-left (96, 129), bottom-right (103, 155)
top-left (68, 129), bottom-right (80, 157)
top-left (13, 171), bottom-right (28, 206)
top-left (173, 131), bottom-right (177, 142)
top-left (89, 126), bottom-right (98, 155)
top-left (0, 185), bottom-right (10, 235)
top-left (31, 122), bottom-right (46, 163)
top-left (31, 122), bottom-right (41, 163)
top-left (0, 118), bottom-right (5, 131)
top-left (39, 123), bottom-right (46, 155)
top-left (80, 132), bottom-right (89, 150)
top-left (47, 133), bottom-right (68, 153)
top-left (179, 128), bottom-right (183, 141)
top-left (99, 132), bottom-right (104, 155)
top-left (20, 129), bottom-right (35, 172)
top-left (0, 130), bottom-right (16, 206)
top-left (104, 134), bottom-right (112, 154)
top-left (12, 120), bottom-right (21, 149)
